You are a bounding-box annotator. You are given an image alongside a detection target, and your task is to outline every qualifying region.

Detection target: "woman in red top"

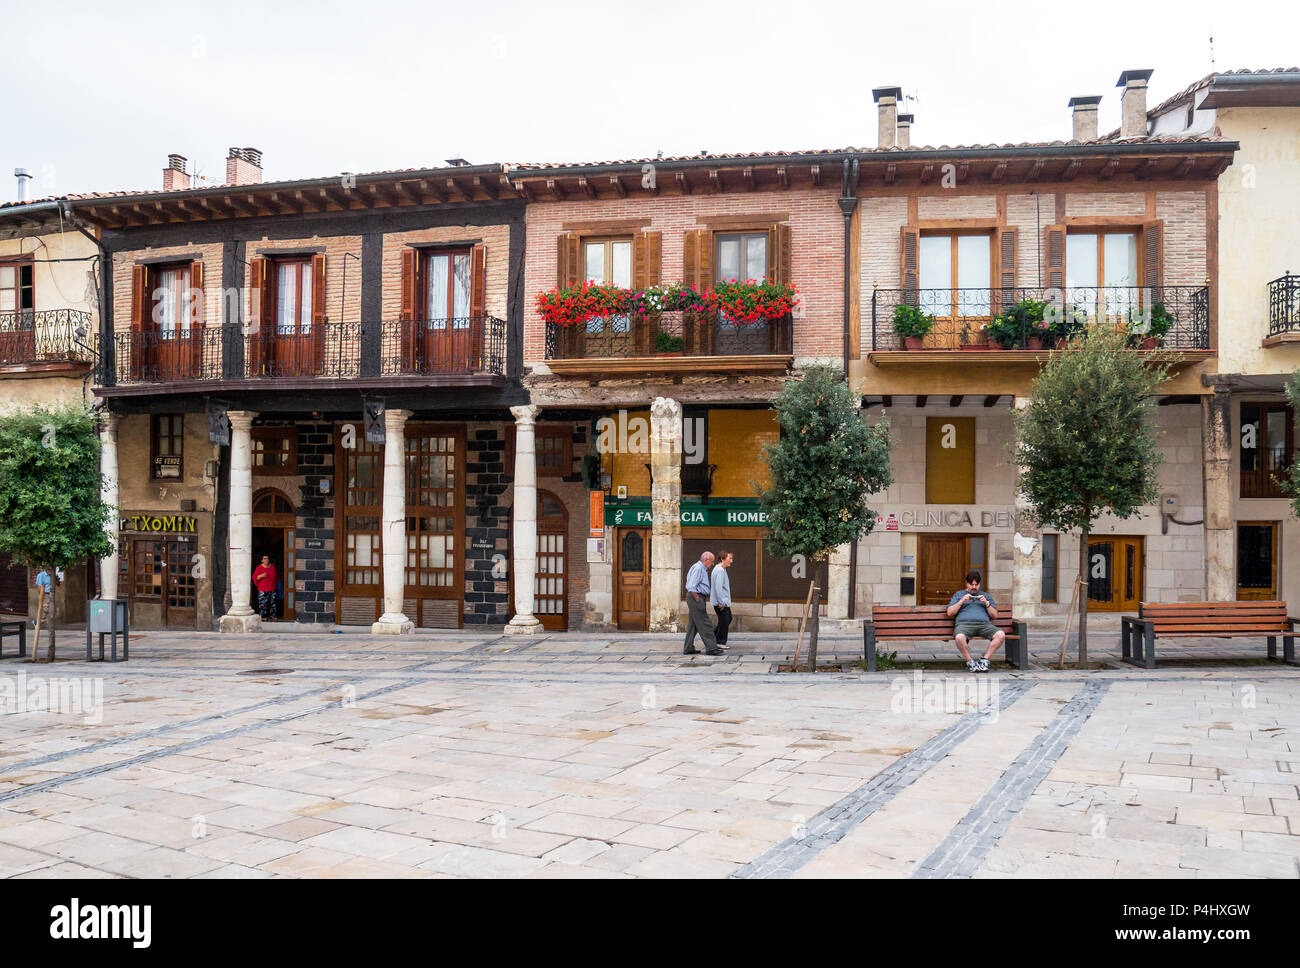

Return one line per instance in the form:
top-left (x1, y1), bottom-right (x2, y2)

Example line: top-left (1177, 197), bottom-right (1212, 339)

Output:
top-left (253, 555), bottom-right (279, 620)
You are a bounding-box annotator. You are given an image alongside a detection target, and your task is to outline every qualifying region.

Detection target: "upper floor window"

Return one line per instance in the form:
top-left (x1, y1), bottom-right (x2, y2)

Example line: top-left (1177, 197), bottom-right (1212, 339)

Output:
top-left (252, 427), bottom-right (298, 474)
top-left (583, 238), bottom-right (631, 336)
top-left (0, 262), bottom-right (34, 315)
top-left (1240, 402), bottom-right (1293, 499)
top-left (152, 263), bottom-right (192, 337)
top-left (919, 233), bottom-right (992, 317)
top-left (715, 232), bottom-right (767, 283)
top-left (274, 259), bottom-right (314, 336)
top-left (1066, 231), bottom-right (1138, 289)
top-left (425, 249), bottom-right (471, 328)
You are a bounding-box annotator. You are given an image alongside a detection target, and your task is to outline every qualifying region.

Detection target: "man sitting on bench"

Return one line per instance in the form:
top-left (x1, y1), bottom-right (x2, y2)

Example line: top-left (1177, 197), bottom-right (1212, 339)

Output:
top-left (946, 570), bottom-right (1005, 673)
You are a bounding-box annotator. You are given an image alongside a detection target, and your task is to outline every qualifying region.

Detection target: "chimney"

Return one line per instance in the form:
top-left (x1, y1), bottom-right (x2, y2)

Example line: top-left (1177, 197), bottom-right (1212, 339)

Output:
top-left (13, 168), bottom-right (31, 202)
top-left (872, 86), bottom-right (902, 148)
top-left (162, 153), bottom-right (190, 191)
top-left (896, 113), bottom-right (914, 148)
top-left (226, 146), bottom-right (263, 186)
top-left (1117, 69), bottom-right (1154, 139)
top-left (1067, 96), bottom-right (1102, 141)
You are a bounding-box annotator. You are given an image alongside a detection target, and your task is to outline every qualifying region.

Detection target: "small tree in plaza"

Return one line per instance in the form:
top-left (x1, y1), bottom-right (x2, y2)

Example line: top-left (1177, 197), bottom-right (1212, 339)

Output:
top-left (1013, 326), bottom-right (1169, 666)
top-left (0, 405), bottom-right (113, 662)
top-left (761, 365), bottom-right (893, 670)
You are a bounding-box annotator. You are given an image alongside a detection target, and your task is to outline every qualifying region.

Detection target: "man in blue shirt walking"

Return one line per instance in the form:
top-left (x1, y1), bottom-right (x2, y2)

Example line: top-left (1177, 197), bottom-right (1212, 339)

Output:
top-left (683, 551), bottom-right (724, 656)
top-left (710, 550), bottom-right (734, 646)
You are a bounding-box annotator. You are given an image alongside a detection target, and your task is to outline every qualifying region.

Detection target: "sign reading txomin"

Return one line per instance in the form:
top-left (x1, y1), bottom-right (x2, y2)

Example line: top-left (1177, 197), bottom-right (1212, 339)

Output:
top-left (120, 514), bottom-right (199, 533)
top-left (604, 504), bottom-right (770, 527)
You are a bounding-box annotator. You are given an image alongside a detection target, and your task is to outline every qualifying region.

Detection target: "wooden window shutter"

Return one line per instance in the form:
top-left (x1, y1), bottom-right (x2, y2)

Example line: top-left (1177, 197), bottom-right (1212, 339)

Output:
top-left (1142, 220), bottom-right (1164, 293)
top-left (188, 260), bottom-right (204, 374)
top-left (899, 225), bottom-right (920, 297)
top-left (557, 232), bottom-right (580, 287)
top-left (997, 227), bottom-right (1018, 311)
top-left (470, 243), bottom-right (487, 318)
top-left (311, 254), bottom-right (327, 371)
top-left (766, 223), bottom-right (792, 284)
top-left (400, 247), bottom-right (418, 322)
top-left (130, 264), bottom-right (148, 333)
top-left (632, 231), bottom-right (661, 290)
top-left (248, 257), bottom-right (267, 375)
top-left (1044, 225), bottom-right (1067, 292)
top-left (682, 228), bottom-right (712, 290)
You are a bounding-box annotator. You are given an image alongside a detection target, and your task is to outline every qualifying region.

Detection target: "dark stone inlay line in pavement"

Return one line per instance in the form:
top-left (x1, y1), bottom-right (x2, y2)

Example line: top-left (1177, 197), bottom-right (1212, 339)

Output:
top-left (0, 676), bottom-right (428, 805)
top-left (912, 679), bottom-right (1112, 879)
top-left (731, 679), bottom-right (1036, 879)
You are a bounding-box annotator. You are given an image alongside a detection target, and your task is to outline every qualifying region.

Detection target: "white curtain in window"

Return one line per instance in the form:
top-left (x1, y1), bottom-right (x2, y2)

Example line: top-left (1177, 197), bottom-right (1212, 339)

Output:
top-left (918, 236), bottom-right (950, 316)
top-left (427, 254), bottom-right (449, 328)
top-left (276, 264), bottom-right (297, 335)
top-left (299, 263), bottom-right (313, 335)
top-left (452, 253), bottom-right (471, 328)
top-left (157, 267), bottom-right (185, 338)
top-left (957, 235), bottom-right (991, 315)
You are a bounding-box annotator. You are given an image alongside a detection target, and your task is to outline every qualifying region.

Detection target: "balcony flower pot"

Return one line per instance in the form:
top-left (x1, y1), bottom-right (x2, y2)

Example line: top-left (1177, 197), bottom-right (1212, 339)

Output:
top-left (903, 336), bottom-right (925, 350)
top-left (1138, 336), bottom-right (1159, 350)
top-left (893, 303), bottom-right (935, 351)
top-left (1026, 336), bottom-right (1044, 350)
top-left (654, 350), bottom-right (685, 358)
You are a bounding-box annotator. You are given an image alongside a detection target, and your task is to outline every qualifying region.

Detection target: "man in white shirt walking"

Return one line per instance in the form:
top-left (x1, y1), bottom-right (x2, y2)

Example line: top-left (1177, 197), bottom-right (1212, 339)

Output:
top-left (683, 551), bottom-right (724, 656)
top-left (710, 550), bottom-right (734, 646)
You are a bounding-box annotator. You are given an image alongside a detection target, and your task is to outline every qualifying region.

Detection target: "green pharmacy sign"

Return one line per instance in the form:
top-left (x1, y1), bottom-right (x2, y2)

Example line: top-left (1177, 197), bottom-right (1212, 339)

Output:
top-left (604, 503), bottom-right (770, 527)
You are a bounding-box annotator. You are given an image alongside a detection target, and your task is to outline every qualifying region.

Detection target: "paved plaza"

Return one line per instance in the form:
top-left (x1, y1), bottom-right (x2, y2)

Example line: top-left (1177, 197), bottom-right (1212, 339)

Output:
top-left (0, 627), bottom-right (1298, 878)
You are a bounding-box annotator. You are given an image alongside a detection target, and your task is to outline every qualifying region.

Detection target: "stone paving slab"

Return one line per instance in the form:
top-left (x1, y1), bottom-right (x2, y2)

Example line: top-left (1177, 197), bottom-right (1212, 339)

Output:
top-left (0, 629), bottom-right (1297, 878)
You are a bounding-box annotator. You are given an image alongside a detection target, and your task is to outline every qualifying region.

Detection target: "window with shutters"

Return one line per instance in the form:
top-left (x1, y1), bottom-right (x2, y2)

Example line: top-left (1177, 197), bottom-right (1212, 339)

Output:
top-left (424, 248), bottom-right (472, 329)
top-left (918, 233), bottom-right (993, 318)
top-left (151, 414), bottom-right (184, 480)
top-left (1066, 230), bottom-right (1139, 317)
top-left (582, 237), bottom-right (631, 335)
top-left (151, 263), bottom-right (192, 338)
top-left (0, 261), bottom-right (34, 315)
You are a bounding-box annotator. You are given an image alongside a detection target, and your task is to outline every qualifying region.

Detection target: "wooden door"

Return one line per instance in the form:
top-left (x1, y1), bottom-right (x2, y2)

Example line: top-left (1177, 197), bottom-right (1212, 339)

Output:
top-left (1088, 536), bottom-right (1143, 612)
top-left (535, 491), bottom-right (568, 631)
top-left (615, 527), bottom-right (651, 631)
top-left (1237, 522), bottom-right (1278, 601)
top-left (918, 534), bottom-right (968, 605)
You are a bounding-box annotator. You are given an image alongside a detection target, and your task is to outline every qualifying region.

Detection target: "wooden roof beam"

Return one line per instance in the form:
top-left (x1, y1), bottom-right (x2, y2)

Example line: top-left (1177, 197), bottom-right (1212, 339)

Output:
top-left (916, 394), bottom-right (928, 408)
top-left (446, 177), bottom-right (470, 201)
top-left (949, 395), bottom-right (963, 407)
top-left (395, 181), bottom-right (424, 205)
top-left (674, 171), bottom-right (689, 195)
top-left (742, 166), bottom-right (755, 191)
top-left (473, 175), bottom-right (499, 200)
top-left (810, 164), bottom-right (822, 187)
top-left (708, 168), bottom-right (722, 193)
top-left (609, 174), bottom-right (627, 197)
top-left (1173, 157), bottom-right (1195, 178)
top-left (1027, 159), bottom-right (1045, 182)
top-left (1098, 157), bottom-right (1119, 180)
top-left (919, 163), bottom-right (935, 184)
top-left (884, 163), bottom-right (897, 185)
top-left (1062, 159), bottom-right (1082, 181)
top-left (578, 176), bottom-right (596, 199)
top-left (983, 395), bottom-right (1000, 407)
top-left (775, 166), bottom-right (788, 189)
top-left (545, 178), bottom-right (563, 201)
top-left (1136, 158), bottom-right (1158, 180)
top-left (989, 161), bottom-right (1006, 183)
top-left (419, 179), bottom-right (447, 203)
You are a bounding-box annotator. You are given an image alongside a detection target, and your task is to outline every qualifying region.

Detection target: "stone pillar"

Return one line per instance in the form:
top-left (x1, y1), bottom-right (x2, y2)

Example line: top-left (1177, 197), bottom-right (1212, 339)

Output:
top-left (1202, 387), bottom-right (1234, 601)
top-left (827, 542), bottom-right (852, 619)
top-left (218, 410), bottom-right (262, 632)
top-left (505, 404), bottom-right (543, 634)
top-left (649, 397), bottom-right (683, 632)
top-left (98, 413), bottom-right (121, 601)
top-left (1011, 397), bottom-right (1043, 618)
top-left (372, 408), bottom-right (414, 634)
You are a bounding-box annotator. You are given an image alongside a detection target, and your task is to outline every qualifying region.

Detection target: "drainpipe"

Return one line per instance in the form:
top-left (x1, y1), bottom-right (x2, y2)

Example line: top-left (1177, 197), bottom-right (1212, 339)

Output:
top-left (838, 156), bottom-right (861, 618)
top-left (60, 201), bottom-right (113, 389)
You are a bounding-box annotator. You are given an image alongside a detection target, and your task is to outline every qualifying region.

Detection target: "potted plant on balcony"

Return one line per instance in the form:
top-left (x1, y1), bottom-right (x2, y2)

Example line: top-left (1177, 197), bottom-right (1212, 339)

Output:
top-left (892, 303), bottom-right (934, 350)
top-left (704, 279), bottom-right (798, 323)
top-left (985, 310), bottom-right (1021, 350)
top-left (996, 297), bottom-right (1049, 349)
top-left (653, 329), bottom-right (685, 357)
top-left (1126, 302), bottom-right (1175, 349)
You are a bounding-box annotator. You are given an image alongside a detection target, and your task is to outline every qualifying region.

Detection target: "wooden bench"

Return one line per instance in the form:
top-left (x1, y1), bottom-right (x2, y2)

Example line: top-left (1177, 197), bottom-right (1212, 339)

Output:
top-left (0, 620), bottom-right (27, 659)
top-left (1120, 601), bottom-right (1297, 669)
top-left (862, 606), bottom-right (1028, 672)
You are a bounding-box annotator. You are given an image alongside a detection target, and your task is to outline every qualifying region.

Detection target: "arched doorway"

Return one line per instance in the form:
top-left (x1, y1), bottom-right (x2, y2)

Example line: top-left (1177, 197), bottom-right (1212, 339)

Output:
top-left (252, 488), bottom-right (296, 621)
top-left (535, 490), bottom-right (569, 631)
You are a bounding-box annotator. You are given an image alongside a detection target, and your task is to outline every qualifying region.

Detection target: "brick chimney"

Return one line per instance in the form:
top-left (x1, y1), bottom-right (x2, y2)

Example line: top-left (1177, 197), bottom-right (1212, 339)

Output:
top-left (1067, 96), bottom-right (1102, 141)
top-left (226, 147), bottom-right (263, 186)
top-left (896, 113), bottom-right (914, 148)
top-left (872, 86), bottom-right (902, 148)
top-left (162, 154), bottom-right (190, 191)
top-left (1116, 69), bottom-right (1154, 139)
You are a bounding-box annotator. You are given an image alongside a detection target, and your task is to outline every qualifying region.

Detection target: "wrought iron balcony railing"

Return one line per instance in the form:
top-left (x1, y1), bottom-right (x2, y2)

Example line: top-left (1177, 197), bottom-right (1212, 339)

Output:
top-left (107, 316), bottom-right (507, 385)
top-left (1268, 274), bottom-right (1300, 337)
top-left (869, 286), bottom-right (1210, 352)
top-left (0, 309), bottom-right (97, 367)
top-left (544, 311), bottom-right (793, 361)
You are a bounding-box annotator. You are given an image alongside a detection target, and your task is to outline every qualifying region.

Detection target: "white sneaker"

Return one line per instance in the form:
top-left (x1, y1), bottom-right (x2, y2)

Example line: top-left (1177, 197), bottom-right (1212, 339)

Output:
top-left (976, 657), bottom-right (990, 673)
top-left (966, 659), bottom-right (980, 672)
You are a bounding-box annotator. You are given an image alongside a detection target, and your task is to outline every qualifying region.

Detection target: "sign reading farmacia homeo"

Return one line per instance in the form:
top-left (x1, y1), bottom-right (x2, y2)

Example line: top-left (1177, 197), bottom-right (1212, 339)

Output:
top-left (604, 504), bottom-right (769, 527)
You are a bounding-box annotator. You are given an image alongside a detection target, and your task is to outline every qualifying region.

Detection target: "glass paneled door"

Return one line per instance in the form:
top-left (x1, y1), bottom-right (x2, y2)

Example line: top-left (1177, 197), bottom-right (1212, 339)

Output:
top-left (272, 258), bottom-right (317, 376)
top-left (1087, 536), bottom-right (1143, 612)
top-left (535, 491), bottom-right (568, 630)
top-left (918, 233), bottom-right (993, 348)
top-left (1237, 522), bottom-right (1279, 601)
top-left (1066, 231), bottom-right (1140, 323)
top-left (416, 249), bottom-right (476, 372)
top-left (148, 263), bottom-right (199, 380)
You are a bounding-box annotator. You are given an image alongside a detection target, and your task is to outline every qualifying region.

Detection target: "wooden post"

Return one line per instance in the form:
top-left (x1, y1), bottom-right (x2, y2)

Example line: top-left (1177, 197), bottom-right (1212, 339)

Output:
top-left (31, 584), bottom-right (46, 665)
top-left (807, 585), bottom-right (822, 672)
top-left (791, 580), bottom-right (815, 671)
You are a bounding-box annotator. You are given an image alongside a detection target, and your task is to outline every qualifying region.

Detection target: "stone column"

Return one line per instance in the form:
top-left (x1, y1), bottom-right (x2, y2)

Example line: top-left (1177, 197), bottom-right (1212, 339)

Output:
top-left (218, 410), bottom-right (262, 632)
top-left (98, 413), bottom-right (121, 601)
top-left (649, 397), bottom-right (683, 632)
top-left (827, 542), bottom-right (852, 619)
top-left (1010, 397), bottom-right (1043, 618)
top-left (372, 408), bottom-right (414, 634)
top-left (1202, 386), bottom-right (1234, 601)
top-left (505, 404), bottom-right (543, 634)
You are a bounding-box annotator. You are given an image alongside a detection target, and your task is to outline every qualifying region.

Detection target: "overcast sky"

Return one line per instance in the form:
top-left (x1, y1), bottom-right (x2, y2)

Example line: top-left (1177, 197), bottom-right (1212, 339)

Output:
top-left (4, 0), bottom-right (1297, 200)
